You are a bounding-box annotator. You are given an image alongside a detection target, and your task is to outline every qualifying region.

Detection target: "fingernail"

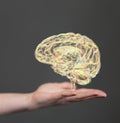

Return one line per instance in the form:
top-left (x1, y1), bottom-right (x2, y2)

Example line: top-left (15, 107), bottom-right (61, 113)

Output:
top-left (102, 93), bottom-right (107, 97)
top-left (98, 93), bottom-right (107, 98)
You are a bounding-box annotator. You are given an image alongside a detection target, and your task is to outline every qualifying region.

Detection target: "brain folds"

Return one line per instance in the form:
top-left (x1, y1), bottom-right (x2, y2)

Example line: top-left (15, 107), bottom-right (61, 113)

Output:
top-left (35, 33), bottom-right (101, 85)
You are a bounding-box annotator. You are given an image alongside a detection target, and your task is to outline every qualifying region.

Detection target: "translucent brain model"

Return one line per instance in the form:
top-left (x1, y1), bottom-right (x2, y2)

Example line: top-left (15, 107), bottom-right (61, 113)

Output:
top-left (35, 33), bottom-right (101, 88)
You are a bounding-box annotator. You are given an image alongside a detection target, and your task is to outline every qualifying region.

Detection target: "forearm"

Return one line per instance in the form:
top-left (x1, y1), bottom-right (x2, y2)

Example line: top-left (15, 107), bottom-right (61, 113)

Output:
top-left (0, 93), bottom-right (32, 115)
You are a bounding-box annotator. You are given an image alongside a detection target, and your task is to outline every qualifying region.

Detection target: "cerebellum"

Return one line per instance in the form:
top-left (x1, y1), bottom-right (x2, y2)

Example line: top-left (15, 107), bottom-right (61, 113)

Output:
top-left (35, 33), bottom-right (101, 87)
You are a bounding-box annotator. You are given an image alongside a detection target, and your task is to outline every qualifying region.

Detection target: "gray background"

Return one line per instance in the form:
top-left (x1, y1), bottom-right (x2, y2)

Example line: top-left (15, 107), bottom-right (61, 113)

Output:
top-left (0, 0), bottom-right (120, 123)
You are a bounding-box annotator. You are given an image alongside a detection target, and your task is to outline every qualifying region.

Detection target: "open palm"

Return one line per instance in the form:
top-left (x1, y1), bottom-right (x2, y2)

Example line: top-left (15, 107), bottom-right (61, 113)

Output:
top-left (30, 82), bottom-right (106, 110)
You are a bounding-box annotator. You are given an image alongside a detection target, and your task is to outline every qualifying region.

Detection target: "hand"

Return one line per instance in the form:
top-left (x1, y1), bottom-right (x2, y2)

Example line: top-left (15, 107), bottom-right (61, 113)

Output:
top-left (0, 82), bottom-right (107, 115)
top-left (28, 82), bottom-right (107, 110)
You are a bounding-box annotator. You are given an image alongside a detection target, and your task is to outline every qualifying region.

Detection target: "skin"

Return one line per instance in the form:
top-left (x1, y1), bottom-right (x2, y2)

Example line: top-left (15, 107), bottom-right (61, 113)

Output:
top-left (0, 82), bottom-right (107, 115)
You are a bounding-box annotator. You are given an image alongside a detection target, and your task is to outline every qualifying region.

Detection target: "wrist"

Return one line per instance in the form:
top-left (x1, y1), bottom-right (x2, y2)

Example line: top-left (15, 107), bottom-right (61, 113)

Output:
top-left (26, 92), bottom-right (44, 111)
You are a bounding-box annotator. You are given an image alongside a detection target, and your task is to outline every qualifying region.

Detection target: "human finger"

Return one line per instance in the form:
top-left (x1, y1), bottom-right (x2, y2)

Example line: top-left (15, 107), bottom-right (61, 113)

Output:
top-left (61, 88), bottom-right (107, 102)
top-left (61, 90), bottom-right (76, 97)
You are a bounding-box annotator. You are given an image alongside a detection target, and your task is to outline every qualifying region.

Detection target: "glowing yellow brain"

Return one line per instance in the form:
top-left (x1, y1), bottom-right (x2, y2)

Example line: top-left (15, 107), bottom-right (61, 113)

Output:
top-left (35, 33), bottom-right (101, 86)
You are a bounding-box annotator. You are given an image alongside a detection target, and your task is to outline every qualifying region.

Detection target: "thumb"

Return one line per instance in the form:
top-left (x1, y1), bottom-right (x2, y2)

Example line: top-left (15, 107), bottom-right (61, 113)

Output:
top-left (51, 90), bottom-right (76, 100)
top-left (62, 90), bottom-right (76, 97)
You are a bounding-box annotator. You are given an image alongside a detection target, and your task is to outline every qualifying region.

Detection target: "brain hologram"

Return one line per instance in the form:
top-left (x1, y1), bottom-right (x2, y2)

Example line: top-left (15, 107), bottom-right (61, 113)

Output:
top-left (35, 33), bottom-right (101, 86)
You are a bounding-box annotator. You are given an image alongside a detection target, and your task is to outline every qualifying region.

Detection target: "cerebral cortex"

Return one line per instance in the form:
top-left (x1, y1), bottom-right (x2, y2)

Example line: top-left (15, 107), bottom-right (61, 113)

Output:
top-left (35, 33), bottom-right (101, 86)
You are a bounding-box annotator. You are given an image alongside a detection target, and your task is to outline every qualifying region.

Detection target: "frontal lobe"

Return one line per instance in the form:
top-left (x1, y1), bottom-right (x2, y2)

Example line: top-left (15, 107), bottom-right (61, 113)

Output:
top-left (35, 33), bottom-right (101, 85)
